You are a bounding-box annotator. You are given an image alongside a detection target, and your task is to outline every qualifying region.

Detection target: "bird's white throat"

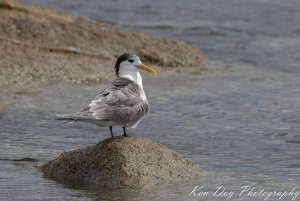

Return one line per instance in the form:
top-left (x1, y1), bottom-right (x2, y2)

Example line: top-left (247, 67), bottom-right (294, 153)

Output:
top-left (119, 70), bottom-right (144, 90)
top-left (119, 70), bottom-right (147, 102)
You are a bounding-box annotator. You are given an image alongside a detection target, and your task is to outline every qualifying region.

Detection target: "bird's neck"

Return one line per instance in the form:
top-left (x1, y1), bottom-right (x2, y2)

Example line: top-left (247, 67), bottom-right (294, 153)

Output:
top-left (119, 71), bottom-right (144, 90)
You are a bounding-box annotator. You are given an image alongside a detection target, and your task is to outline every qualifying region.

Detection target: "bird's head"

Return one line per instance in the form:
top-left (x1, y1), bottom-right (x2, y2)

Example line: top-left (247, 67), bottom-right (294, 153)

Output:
top-left (115, 53), bottom-right (157, 77)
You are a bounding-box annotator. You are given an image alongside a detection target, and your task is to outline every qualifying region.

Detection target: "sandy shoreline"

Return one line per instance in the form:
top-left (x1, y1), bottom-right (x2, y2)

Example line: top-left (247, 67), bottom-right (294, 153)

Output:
top-left (0, 0), bottom-right (206, 95)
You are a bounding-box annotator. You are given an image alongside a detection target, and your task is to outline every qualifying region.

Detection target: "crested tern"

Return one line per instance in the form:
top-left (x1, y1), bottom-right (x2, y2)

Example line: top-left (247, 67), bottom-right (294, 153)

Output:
top-left (57, 53), bottom-right (157, 137)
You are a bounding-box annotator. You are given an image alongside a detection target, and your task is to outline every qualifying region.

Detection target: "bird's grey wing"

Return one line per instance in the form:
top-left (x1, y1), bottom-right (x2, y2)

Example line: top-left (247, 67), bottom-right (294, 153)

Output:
top-left (88, 77), bottom-right (149, 126)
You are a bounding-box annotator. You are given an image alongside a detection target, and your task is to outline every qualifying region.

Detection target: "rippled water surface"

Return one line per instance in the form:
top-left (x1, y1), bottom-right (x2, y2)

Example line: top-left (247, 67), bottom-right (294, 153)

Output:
top-left (2, 0), bottom-right (300, 200)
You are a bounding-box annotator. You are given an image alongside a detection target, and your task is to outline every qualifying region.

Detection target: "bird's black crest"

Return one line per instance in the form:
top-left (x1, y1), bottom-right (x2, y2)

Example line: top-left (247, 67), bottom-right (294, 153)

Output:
top-left (114, 52), bottom-right (137, 76)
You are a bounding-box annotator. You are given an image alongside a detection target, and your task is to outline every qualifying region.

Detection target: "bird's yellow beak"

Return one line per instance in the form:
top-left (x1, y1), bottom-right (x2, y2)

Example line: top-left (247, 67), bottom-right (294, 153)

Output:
top-left (136, 63), bottom-right (157, 75)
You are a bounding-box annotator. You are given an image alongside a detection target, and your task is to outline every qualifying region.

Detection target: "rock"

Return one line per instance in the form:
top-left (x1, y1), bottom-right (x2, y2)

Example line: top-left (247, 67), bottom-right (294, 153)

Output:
top-left (39, 136), bottom-right (202, 189)
top-left (0, 0), bottom-right (204, 94)
top-left (0, 0), bottom-right (17, 8)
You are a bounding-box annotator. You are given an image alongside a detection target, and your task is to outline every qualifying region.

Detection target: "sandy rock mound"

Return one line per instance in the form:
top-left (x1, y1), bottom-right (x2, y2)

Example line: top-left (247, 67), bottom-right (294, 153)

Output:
top-left (40, 136), bottom-right (202, 189)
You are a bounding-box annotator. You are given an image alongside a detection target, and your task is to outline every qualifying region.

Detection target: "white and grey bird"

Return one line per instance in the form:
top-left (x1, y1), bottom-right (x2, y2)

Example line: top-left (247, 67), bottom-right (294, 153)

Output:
top-left (56, 53), bottom-right (157, 137)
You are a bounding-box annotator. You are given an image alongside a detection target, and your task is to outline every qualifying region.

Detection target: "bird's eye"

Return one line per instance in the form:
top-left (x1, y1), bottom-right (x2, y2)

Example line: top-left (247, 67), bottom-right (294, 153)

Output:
top-left (128, 59), bottom-right (134, 63)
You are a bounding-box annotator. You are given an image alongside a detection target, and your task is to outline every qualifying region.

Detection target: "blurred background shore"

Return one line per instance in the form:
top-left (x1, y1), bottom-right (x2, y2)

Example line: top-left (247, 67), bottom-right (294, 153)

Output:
top-left (0, 0), bottom-right (208, 95)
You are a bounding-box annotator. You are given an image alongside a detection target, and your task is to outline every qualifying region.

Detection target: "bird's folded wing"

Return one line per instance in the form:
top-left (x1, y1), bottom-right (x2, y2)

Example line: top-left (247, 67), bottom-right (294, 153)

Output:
top-left (86, 78), bottom-right (149, 124)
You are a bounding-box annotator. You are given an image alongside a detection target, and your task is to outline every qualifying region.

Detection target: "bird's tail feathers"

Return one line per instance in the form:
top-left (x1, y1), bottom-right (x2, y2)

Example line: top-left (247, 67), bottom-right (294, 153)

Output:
top-left (55, 113), bottom-right (77, 120)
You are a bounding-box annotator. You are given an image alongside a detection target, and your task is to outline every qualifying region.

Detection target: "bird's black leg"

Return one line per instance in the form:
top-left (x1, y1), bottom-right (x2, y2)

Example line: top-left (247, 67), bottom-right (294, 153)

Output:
top-left (109, 126), bottom-right (114, 138)
top-left (123, 127), bottom-right (128, 137)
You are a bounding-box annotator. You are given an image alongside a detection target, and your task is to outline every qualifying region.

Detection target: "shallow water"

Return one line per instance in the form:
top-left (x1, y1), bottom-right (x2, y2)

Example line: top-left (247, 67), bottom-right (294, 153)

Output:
top-left (1, 69), bottom-right (300, 200)
top-left (2, 0), bottom-right (300, 200)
